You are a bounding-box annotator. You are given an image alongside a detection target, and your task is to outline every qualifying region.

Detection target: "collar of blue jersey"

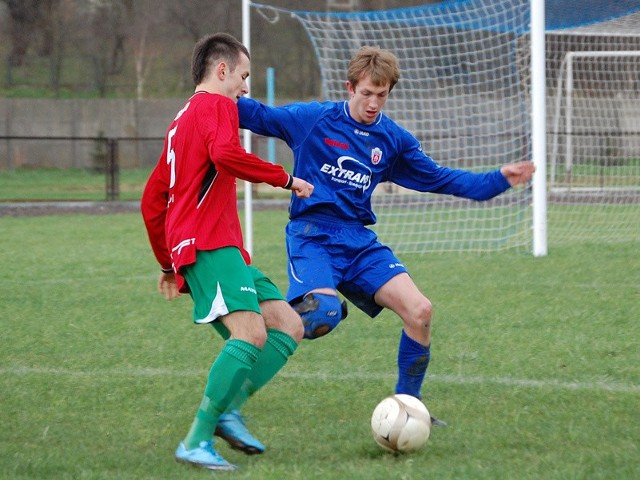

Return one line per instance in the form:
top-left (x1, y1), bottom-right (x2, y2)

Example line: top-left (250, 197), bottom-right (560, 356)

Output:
top-left (342, 101), bottom-right (383, 126)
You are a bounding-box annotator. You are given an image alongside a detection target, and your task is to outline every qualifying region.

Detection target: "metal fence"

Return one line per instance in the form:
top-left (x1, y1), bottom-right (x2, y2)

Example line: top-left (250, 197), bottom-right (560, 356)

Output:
top-left (0, 136), bottom-right (164, 201)
top-left (0, 134), bottom-right (289, 202)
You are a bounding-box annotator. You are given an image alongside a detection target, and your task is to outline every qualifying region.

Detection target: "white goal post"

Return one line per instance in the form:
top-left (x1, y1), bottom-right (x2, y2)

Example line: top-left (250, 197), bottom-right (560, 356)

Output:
top-left (530, 0), bottom-right (547, 256)
top-left (242, 0), bottom-right (254, 255)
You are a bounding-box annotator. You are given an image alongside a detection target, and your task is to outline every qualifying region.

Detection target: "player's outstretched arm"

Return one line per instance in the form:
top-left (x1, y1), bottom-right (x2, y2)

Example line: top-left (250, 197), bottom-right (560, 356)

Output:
top-left (289, 176), bottom-right (314, 198)
top-left (500, 161), bottom-right (536, 187)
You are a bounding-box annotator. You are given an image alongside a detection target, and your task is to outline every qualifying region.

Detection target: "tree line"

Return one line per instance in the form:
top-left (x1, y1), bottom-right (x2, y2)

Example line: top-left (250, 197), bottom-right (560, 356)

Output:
top-left (0, 0), bottom-right (435, 99)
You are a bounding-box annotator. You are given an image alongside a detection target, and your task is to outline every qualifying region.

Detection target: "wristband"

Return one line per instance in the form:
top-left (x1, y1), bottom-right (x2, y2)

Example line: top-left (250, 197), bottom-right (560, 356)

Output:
top-left (161, 267), bottom-right (173, 274)
top-left (284, 175), bottom-right (294, 190)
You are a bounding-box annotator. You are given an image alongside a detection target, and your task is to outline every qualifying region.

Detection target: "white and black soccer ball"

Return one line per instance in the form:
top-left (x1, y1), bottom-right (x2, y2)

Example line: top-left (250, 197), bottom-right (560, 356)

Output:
top-left (371, 394), bottom-right (431, 453)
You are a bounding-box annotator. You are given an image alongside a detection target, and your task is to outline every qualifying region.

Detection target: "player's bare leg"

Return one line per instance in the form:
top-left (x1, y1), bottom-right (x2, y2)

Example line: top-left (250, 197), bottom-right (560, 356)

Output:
top-left (375, 273), bottom-right (432, 344)
top-left (375, 273), bottom-right (446, 427)
top-left (261, 299), bottom-right (305, 342)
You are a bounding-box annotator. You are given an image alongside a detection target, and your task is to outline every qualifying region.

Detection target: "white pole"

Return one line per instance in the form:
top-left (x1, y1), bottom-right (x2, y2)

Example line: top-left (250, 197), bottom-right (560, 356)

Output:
top-left (531, 0), bottom-right (547, 256)
top-left (242, 0), bottom-right (253, 256)
top-left (566, 52), bottom-right (574, 189)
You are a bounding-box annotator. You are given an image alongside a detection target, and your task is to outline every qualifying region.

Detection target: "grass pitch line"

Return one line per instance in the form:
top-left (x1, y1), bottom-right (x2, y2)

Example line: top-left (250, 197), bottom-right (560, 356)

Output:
top-left (281, 371), bottom-right (640, 394)
top-left (3, 365), bottom-right (639, 394)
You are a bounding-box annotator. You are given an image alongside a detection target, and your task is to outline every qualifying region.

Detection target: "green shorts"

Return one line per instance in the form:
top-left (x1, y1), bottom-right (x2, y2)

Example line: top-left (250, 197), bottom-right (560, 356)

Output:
top-left (182, 247), bottom-right (285, 326)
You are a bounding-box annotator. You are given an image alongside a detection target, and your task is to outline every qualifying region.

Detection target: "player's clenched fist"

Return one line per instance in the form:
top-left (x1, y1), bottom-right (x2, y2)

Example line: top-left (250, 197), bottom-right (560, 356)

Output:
top-left (290, 177), bottom-right (314, 198)
top-left (500, 160), bottom-right (536, 187)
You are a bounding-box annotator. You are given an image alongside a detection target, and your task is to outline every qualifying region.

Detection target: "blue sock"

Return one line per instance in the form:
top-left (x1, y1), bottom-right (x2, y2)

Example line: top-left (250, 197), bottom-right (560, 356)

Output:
top-left (395, 330), bottom-right (430, 398)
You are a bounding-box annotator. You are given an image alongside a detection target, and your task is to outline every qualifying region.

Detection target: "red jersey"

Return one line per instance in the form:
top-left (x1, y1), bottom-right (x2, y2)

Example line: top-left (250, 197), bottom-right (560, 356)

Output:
top-left (141, 91), bottom-right (290, 292)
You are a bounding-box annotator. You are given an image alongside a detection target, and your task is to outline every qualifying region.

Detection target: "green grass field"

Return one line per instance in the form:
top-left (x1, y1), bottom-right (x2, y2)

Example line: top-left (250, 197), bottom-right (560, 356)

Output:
top-left (0, 168), bottom-right (293, 202)
top-left (1, 209), bottom-right (639, 479)
top-left (0, 168), bottom-right (150, 202)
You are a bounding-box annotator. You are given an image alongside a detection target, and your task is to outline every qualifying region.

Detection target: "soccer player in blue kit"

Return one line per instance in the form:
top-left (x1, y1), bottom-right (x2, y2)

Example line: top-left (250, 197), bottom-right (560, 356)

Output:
top-left (237, 46), bottom-right (535, 427)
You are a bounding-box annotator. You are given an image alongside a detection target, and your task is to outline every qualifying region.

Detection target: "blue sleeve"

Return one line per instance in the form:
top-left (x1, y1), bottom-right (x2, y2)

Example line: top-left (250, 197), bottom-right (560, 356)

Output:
top-left (388, 135), bottom-right (511, 201)
top-left (237, 97), bottom-right (322, 148)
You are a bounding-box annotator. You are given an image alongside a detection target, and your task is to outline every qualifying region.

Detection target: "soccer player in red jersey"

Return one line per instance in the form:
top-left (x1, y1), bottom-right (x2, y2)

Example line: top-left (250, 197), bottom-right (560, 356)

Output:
top-left (141, 32), bottom-right (313, 471)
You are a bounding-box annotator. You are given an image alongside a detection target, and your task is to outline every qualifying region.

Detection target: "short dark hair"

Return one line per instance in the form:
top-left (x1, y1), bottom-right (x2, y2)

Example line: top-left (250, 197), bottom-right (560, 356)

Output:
top-left (191, 33), bottom-right (250, 86)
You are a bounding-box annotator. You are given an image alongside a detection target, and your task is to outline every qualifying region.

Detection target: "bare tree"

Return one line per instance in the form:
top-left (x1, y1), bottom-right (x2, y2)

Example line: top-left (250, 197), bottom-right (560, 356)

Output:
top-left (163, 0), bottom-right (241, 42)
top-left (133, 21), bottom-right (151, 100)
top-left (1, 0), bottom-right (62, 67)
top-left (125, 0), bottom-right (163, 99)
top-left (0, 0), bottom-right (446, 97)
top-left (47, 0), bottom-right (76, 95)
top-left (72, 0), bottom-right (132, 96)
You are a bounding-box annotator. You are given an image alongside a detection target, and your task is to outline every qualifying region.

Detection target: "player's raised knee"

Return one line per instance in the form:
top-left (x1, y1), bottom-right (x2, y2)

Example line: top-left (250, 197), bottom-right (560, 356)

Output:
top-left (402, 296), bottom-right (433, 333)
top-left (419, 297), bottom-right (433, 321)
top-left (261, 299), bottom-right (305, 342)
top-left (292, 293), bottom-right (348, 340)
top-left (284, 306), bottom-right (305, 342)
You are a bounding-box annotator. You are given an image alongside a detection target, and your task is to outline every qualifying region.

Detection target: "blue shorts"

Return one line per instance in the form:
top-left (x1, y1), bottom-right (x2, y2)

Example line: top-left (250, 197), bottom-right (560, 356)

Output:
top-left (285, 215), bottom-right (407, 318)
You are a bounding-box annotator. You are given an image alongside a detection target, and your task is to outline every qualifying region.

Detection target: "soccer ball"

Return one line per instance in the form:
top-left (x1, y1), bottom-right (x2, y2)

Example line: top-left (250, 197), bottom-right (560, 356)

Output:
top-left (371, 394), bottom-right (431, 453)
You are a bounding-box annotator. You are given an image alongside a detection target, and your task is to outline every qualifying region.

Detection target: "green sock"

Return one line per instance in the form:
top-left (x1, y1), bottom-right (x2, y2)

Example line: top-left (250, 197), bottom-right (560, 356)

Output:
top-left (227, 328), bottom-right (299, 412)
top-left (184, 339), bottom-right (261, 449)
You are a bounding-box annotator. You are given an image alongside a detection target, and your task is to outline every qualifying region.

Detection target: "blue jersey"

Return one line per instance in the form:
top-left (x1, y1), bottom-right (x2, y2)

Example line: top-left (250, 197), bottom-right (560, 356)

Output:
top-left (238, 97), bottom-right (510, 225)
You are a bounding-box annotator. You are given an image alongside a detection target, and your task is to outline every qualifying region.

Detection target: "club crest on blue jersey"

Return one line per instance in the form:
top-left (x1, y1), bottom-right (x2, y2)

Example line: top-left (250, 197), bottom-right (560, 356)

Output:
top-left (371, 147), bottom-right (382, 165)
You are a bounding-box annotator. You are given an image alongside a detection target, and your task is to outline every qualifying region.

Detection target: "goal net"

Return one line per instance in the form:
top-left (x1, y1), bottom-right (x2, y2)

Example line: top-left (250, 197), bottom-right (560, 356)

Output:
top-left (250, 0), bottom-right (640, 253)
top-left (547, 10), bottom-right (640, 245)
